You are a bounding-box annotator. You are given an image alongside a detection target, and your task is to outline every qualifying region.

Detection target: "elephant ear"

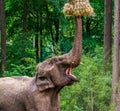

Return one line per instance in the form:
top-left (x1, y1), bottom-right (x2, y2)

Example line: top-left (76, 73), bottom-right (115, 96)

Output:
top-left (36, 61), bottom-right (55, 91)
top-left (36, 75), bottom-right (55, 92)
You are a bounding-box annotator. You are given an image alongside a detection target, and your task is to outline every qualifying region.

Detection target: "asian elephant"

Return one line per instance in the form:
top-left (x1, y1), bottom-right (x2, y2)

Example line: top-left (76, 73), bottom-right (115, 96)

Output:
top-left (0, 16), bottom-right (82, 111)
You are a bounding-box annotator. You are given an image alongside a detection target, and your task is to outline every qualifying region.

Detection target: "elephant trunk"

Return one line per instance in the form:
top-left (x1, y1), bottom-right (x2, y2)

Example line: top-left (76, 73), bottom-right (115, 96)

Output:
top-left (70, 16), bottom-right (82, 67)
top-left (57, 17), bottom-right (82, 68)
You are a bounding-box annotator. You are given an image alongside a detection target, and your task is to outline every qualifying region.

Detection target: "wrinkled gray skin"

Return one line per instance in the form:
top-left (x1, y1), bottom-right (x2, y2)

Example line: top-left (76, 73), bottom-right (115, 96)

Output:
top-left (0, 17), bottom-right (82, 111)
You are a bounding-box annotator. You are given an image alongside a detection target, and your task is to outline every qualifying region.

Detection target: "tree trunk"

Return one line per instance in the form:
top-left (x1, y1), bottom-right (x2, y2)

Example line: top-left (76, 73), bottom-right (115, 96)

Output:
top-left (35, 12), bottom-right (39, 63)
top-left (35, 31), bottom-right (39, 63)
top-left (54, 19), bottom-right (59, 44)
top-left (114, 1), bottom-right (120, 111)
top-left (116, 85), bottom-right (120, 111)
top-left (111, 0), bottom-right (119, 108)
top-left (39, 13), bottom-right (43, 62)
top-left (104, 0), bottom-right (112, 71)
top-left (21, 0), bottom-right (27, 64)
top-left (86, 18), bottom-right (91, 33)
top-left (0, 0), bottom-right (6, 75)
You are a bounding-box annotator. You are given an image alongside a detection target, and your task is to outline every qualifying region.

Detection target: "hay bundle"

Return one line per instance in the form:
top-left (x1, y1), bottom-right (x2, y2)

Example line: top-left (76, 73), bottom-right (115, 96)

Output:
top-left (63, 0), bottom-right (93, 17)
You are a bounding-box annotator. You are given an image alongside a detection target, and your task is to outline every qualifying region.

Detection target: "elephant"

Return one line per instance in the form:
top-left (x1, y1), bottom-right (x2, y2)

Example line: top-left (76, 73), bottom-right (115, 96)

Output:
top-left (0, 16), bottom-right (82, 111)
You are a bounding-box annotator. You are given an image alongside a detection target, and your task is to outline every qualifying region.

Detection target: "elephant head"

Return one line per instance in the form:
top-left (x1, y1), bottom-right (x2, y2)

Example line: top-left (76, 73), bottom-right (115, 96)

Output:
top-left (35, 16), bottom-right (82, 92)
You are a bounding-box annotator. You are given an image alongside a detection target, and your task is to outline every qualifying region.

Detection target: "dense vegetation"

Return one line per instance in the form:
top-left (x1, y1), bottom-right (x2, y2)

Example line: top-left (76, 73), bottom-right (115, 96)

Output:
top-left (61, 47), bottom-right (111, 111)
top-left (0, 0), bottom-right (113, 111)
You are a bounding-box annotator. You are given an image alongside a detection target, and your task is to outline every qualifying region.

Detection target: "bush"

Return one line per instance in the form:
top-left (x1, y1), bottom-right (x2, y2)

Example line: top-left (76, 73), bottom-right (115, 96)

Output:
top-left (5, 57), bottom-right (36, 77)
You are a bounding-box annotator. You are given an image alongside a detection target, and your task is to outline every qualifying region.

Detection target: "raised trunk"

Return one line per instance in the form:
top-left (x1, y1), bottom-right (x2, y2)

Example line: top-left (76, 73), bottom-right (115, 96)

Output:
top-left (58, 16), bottom-right (82, 68)
top-left (71, 16), bottom-right (82, 67)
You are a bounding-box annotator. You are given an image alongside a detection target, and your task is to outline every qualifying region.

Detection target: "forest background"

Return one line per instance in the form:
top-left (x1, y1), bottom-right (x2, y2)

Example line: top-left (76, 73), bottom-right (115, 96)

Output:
top-left (0, 0), bottom-right (118, 111)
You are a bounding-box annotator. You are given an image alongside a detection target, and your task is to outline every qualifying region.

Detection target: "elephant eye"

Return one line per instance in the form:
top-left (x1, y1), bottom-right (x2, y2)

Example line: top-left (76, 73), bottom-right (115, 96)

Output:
top-left (39, 77), bottom-right (46, 81)
top-left (54, 58), bottom-right (58, 62)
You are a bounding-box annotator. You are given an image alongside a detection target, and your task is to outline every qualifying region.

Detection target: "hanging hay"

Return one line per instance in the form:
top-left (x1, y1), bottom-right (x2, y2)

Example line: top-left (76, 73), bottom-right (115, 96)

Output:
top-left (63, 0), bottom-right (94, 17)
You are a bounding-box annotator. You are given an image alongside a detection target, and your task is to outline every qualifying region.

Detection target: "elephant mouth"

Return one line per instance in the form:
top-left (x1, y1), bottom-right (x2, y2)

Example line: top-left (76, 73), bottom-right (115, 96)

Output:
top-left (66, 67), bottom-right (79, 82)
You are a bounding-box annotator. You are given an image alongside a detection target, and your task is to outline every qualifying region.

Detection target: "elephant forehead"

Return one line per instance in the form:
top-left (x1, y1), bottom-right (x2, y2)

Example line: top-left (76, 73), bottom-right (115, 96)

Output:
top-left (37, 62), bottom-right (55, 74)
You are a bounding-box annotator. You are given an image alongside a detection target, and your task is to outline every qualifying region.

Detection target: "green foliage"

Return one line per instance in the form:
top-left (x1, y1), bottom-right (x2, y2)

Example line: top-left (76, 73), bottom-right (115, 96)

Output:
top-left (82, 0), bottom-right (105, 53)
top-left (5, 57), bottom-right (36, 77)
top-left (60, 47), bottom-right (111, 111)
top-left (4, 0), bottom-right (106, 64)
top-left (0, 0), bottom-right (112, 110)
